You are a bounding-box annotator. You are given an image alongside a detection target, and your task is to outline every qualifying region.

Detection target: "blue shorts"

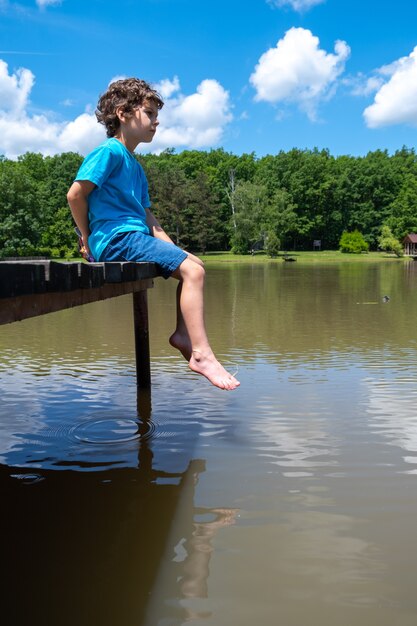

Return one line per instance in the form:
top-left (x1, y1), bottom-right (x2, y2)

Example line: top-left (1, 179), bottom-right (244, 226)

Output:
top-left (99, 230), bottom-right (188, 279)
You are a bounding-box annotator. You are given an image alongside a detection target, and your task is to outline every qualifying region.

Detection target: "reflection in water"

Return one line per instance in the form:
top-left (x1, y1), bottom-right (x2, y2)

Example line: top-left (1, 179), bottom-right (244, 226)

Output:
top-left (366, 375), bottom-right (417, 473)
top-left (249, 393), bottom-right (340, 477)
top-left (2, 460), bottom-right (207, 626)
top-left (145, 478), bottom-right (238, 625)
top-left (1, 387), bottom-right (235, 626)
top-left (218, 509), bottom-right (386, 615)
top-left (2, 261), bottom-right (417, 625)
top-left (179, 508), bottom-right (238, 601)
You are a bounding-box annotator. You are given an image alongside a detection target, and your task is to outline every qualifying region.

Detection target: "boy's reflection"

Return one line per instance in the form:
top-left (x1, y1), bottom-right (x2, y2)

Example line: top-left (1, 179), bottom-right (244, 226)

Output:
top-left (180, 508), bottom-right (238, 602)
top-left (144, 443), bottom-right (238, 624)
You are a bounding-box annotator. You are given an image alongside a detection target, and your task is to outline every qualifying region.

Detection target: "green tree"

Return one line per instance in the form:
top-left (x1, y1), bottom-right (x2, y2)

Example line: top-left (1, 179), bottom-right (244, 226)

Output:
top-left (0, 160), bottom-right (41, 257)
top-left (339, 230), bottom-right (369, 254)
top-left (188, 171), bottom-right (222, 253)
top-left (4, 144), bottom-right (417, 258)
top-left (145, 159), bottom-right (193, 247)
top-left (347, 151), bottom-right (400, 247)
top-left (378, 225), bottom-right (403, 257)
top-left (230, 181), bottom-right (269, 253)
top-left (40, 153), bottom-right (83, 255)
top-left (263, 188), bottom-right (297, 249)
top-left (265, 231), bottom-right (280, 257)
top-left (386, 173), bottom-right (417, 240)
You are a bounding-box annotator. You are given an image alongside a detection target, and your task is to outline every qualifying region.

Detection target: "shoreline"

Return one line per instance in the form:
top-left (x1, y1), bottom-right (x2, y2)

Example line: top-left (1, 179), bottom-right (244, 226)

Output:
top-left (199, 251), bottom-right (411, 264)
top-left (41, 251), bottom-right (413, 265)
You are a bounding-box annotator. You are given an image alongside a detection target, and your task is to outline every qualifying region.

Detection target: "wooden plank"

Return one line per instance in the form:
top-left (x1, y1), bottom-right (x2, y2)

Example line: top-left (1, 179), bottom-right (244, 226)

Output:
top-left (47, 262), bottom-right (81, 291)
top-left (77, 263), bottom-right (105, 289)
top-left (0, 261), bottom-right (159, 298)
top-left (0, 263), bottom-right (46, 297)
top-left (121, 262), bottom-right (137, 282)
top-left (101, 262), bottom-right (123, 283)
top-left (0, 261), bottom-right (80, 293)
top-left (135, 262), bottom-right (159, 280)
top-left (0, 279), bottom-right (154, 325)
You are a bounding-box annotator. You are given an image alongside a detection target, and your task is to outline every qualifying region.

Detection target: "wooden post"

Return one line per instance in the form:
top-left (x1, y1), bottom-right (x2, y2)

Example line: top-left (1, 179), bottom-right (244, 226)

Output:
top-left (133, 290), bottom-right (151, 388)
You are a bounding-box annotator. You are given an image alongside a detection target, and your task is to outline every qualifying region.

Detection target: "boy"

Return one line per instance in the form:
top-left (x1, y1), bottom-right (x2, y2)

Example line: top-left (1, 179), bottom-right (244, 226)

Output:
top-left (67, 78), bottom-right (239, 391)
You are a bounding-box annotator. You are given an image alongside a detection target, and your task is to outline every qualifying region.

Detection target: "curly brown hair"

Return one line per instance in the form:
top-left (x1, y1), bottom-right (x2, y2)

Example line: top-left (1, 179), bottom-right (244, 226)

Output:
top-left (95, 78), bottom-right (164, 138)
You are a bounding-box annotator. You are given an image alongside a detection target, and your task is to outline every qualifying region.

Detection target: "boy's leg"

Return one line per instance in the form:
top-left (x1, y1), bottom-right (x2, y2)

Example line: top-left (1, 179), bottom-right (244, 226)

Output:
top-left (170, 252), bottom-right (205, 360)
top-left (169, 282), bottom-right (192, 361)
top-left (100, 232), bottom-right (239, 389)
top-left (170, 257), bottom-right (240, 391)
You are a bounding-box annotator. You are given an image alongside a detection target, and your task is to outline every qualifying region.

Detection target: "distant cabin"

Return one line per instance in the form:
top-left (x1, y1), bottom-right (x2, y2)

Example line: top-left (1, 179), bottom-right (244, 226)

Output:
top-left (403, 233), bottom-right (417, 256)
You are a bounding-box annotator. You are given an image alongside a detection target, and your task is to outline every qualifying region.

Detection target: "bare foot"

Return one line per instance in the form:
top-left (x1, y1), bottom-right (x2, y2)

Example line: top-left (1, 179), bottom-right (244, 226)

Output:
top-left (189, 350), bottom-right (240, 390)
top-left (169, 330), bottom-right (192, 361)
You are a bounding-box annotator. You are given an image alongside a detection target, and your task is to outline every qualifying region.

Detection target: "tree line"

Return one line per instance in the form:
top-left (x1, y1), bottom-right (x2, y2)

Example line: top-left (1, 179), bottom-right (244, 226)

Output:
top-left (1, 146), bottom-right (417, 259)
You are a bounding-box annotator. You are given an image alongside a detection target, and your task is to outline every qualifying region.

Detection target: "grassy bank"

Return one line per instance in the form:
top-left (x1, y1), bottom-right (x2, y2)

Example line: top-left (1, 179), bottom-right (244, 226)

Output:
top-left (52, 250), bottom-right (410, 264)
top-left (200, 251), bottom-right (409, 264)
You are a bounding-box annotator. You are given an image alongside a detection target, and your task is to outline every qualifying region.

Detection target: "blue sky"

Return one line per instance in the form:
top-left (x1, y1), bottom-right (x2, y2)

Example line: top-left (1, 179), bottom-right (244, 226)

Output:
top-left (1, 0), bottom-right (417, 158)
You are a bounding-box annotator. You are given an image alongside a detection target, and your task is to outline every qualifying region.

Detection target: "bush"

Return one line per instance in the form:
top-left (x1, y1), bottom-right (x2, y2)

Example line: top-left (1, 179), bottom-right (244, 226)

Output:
top-left (265, 231), bottom-right (280, 257)
top-left (230, 232), bottom-right (250, 254)
top-left (378, 225), bottom-right (403, 257)
top-left (48, 245), bottom-right (78, 259)
top-left (339, 230), bottom-right (369, 254)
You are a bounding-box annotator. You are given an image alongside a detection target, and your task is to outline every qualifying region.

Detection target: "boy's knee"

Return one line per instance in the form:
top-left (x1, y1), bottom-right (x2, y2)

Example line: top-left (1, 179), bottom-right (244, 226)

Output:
top-left (181, 258), bottom-right (205, 283)
top-left (191, 262), bottom-right (205, 283)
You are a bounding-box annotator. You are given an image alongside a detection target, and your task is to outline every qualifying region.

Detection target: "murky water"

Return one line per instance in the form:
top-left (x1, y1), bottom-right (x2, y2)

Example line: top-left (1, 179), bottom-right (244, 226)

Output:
top-left (1, 260), bottom-right (417, 626)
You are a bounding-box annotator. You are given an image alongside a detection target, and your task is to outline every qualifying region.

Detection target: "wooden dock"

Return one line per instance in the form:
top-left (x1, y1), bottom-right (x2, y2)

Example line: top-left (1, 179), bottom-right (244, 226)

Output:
top-left (0, 260), bottom-right (160, 388)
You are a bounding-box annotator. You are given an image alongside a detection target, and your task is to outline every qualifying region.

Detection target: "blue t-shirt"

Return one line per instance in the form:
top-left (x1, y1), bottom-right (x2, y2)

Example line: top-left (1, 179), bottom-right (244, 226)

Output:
top-left (75, 138), bottom-right (151, 261)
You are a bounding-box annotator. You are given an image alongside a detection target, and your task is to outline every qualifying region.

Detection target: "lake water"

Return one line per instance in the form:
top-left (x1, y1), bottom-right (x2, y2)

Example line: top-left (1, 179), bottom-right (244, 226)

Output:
top-left (1, 260), bottom-right (417, 626)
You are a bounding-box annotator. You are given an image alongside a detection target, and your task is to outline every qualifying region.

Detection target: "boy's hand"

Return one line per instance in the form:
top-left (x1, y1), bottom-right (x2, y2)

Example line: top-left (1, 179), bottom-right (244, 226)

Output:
top-left (80, 239), bottom-right (92, 261)
top-left (80, 233), bottom-right (94, 262)
top-left (75, 226), bottom-right (93, 262)
top-left (185, 251), bottom-right (204, 267)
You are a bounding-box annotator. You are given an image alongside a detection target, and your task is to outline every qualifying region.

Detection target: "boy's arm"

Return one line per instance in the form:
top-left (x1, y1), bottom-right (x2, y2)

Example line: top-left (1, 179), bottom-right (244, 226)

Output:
top-left (67, 180), bottom-right (96, 254)
top-left (145, 208), bottom-right (174, 244)
top-left (145, 208), bottom-right (204, 267)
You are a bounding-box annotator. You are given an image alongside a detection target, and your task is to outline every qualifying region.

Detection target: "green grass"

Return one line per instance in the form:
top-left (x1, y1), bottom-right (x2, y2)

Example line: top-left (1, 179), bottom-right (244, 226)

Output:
top-left (52, 250), bottom-right (409, 264)
top-left (200, 250), bottom-right (408, 264)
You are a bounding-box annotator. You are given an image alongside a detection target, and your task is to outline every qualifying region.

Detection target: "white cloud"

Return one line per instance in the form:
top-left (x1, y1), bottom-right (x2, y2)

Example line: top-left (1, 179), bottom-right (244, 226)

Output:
top-left (346, 73), bottom-right (384, 97)
top-left (154, 76), bottom-right (180, 99)
top-left (145, 77), bottom-right (233, 152)
top-left (250, 28), bottom-right (350, 120)
top-left (0, 59), bottom-right (104, 158)
top-left (364, 46), bottom-right (417, 128)
top-left (108, 74), bottom-right (127, 85)
top-left (57, 113), bottom-right (105, 154)
top-left (267, 0), bottom-right (325, 11)
top-left (0, 111), bottom-right (105, 159)
top-left (0, 60), bottom-right (233, 158)
top-left (36, 0), bottom-right (62, 8)
top-left (0, 59), bottom-right (34, 114)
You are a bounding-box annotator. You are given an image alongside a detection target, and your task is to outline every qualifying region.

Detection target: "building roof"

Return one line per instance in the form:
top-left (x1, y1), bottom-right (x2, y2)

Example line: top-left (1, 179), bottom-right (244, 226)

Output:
top-left (403, 233), bottom-right (417, 243)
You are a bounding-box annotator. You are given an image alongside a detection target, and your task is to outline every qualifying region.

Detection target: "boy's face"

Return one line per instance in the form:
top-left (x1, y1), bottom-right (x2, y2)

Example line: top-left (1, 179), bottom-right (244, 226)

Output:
top-left (122, 99), bottom-right (160, 145)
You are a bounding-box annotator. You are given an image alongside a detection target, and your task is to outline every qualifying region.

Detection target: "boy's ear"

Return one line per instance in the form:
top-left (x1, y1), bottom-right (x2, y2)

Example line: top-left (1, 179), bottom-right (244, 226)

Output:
top-left (115, 106), bottom-right (132, 123)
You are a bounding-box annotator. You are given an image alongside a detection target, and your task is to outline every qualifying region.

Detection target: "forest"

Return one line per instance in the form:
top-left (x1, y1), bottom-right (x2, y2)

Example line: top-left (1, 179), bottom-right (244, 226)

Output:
top-left (1, 146), bottom-right (417, 259)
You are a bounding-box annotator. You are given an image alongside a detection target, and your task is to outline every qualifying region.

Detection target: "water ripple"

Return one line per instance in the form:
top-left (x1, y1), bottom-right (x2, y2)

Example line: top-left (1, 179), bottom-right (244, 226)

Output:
top-left (70, 415), bottom-right (156, 444)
